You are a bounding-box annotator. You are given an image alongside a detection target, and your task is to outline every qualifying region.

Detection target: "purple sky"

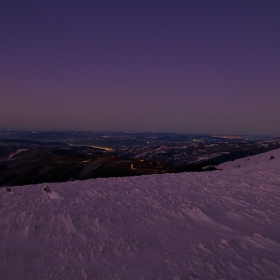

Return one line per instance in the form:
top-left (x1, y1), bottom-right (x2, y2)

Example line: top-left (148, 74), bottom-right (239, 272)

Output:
top-left (1, 0), bottom-right (280, 135)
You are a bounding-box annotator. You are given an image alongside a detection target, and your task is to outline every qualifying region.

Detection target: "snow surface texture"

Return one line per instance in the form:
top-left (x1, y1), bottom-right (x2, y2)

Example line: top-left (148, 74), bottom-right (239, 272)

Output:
top-left (218, 148), bottom-right (280, 170)
top-left (1, 152), bottom-right (280, 279)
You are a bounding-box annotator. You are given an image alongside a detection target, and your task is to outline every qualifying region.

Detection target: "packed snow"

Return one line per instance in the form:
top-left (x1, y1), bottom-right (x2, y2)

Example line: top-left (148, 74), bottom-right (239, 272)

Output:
top-left (1, 150), bottom-right (280, 279)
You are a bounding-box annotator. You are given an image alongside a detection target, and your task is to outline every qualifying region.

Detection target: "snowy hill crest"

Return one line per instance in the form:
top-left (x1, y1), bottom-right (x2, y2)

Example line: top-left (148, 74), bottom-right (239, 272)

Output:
top-left (1, 151), bottom-right (280, 279)
top-left (218, 148), bottom-right (280, 170)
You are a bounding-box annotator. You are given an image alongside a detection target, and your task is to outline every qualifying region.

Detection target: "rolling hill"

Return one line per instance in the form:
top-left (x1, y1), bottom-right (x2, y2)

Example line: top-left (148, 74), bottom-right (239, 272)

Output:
top-left (0, 150), bottom-right (280, 279)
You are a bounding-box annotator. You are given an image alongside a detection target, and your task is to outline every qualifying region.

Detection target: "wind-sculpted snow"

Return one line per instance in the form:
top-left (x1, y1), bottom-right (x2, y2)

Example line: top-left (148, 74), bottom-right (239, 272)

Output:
top-left (0, 155), bottom-right (280, 279)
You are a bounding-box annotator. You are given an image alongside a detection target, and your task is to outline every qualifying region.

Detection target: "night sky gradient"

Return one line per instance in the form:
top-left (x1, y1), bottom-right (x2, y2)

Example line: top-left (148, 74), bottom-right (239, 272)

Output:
top-left (1, 0), bottom-right (280, 135)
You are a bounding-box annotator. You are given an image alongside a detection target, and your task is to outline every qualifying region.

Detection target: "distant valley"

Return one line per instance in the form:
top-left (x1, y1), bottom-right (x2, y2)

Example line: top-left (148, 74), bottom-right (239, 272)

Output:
top-left (0, 129), bottom-right (279, 186)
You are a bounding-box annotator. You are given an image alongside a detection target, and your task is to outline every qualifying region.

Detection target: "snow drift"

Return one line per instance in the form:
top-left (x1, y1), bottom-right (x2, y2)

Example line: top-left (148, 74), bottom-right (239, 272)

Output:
top-left (0, 150), bottom-right (280, 279)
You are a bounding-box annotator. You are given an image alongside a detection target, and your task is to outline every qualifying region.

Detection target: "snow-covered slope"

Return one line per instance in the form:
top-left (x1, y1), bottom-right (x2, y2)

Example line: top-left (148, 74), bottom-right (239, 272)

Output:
top-left (218, 148), bottom-right (280, 170)
top-left (1, 157), bottom-right (280, 279)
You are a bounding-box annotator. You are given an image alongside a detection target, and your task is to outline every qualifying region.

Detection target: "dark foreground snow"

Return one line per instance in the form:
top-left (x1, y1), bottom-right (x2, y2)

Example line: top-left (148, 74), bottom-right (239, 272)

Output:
top-left (0, 153), bottom-right (280, 279)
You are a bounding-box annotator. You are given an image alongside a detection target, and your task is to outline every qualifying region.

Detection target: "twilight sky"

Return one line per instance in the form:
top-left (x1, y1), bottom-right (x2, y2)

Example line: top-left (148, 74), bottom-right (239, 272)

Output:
top-left (1, 0), bottom-right (280, 135)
